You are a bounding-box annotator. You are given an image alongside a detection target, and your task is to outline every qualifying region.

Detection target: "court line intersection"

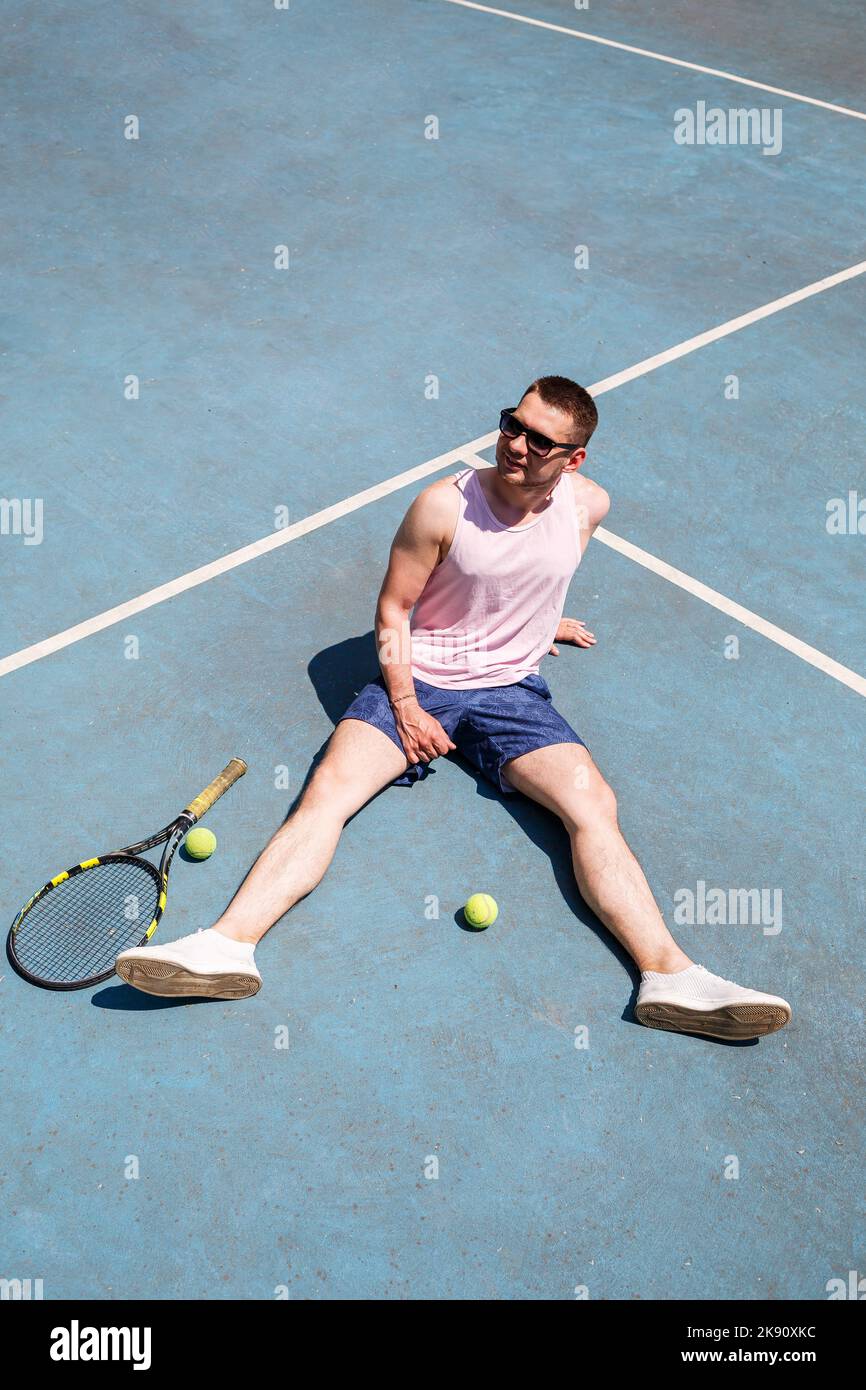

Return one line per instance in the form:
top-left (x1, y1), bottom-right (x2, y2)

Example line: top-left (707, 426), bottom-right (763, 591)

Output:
top-left (3, 260), bottom-right (865, 698)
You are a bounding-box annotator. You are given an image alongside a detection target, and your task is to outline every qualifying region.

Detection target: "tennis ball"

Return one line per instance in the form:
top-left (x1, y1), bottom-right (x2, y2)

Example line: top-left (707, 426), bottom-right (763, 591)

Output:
top-left (184, 827), bottom-right (217, 860)
top-left (464, 893), bottom-right (498, 929)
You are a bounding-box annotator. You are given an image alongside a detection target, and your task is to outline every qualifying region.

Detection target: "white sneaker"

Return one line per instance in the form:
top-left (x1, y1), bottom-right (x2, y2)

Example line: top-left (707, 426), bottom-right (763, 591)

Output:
top-left (635, 963), bottom-right (791, 1040)
top-left (116, 928), bottom-right (262, 1000)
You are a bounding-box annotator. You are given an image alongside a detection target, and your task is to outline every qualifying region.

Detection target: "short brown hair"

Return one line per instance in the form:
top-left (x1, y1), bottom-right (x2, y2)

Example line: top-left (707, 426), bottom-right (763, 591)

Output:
top-left (520, 375), bottom-right (598, 448)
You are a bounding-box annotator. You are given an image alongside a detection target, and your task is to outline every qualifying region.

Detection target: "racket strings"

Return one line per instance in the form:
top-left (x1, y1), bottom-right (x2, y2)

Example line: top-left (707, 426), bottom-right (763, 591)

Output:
top-left (12, 859), bottom-right (161, 985)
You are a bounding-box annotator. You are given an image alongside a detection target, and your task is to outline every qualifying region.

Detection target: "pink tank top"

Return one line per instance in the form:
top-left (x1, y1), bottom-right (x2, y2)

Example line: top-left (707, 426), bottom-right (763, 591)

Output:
top-left (409, 466), bottom-right (582, 689)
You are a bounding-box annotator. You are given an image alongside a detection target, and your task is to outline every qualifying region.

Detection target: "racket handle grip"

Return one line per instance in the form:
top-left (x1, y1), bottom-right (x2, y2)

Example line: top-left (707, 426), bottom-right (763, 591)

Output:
top-left (185, 758), bottom-right (248, 822)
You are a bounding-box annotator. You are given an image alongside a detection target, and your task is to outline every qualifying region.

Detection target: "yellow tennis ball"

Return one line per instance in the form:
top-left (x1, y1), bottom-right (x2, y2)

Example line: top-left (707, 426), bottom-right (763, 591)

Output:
top-left (464, 893), bottom-right (498, 929)
top-left (184, 827), bottom-right (217, 860)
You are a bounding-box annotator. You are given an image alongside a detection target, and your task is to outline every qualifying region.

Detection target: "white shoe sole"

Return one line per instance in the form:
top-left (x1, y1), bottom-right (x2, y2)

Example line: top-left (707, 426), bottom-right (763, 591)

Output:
top-left (635, 1000), bottom-right (790, 1040)
top-left (115, 956), bottom-right (261, 1000)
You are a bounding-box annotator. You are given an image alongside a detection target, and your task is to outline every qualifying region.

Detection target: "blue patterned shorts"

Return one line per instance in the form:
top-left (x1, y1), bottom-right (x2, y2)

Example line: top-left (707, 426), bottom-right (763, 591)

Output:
top-left (338, 671), bottom-right (586, 796)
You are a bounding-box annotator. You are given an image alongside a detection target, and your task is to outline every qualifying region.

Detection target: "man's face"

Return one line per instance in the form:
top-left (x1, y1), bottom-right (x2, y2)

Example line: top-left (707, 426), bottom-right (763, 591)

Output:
top-left (495, 391), bottom-right (585, 491)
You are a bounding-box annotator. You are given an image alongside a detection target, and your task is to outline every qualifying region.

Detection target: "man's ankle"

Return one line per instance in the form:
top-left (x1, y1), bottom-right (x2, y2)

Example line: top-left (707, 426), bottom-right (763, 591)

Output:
top-left (639, 951), bottom-right (694, 974)
top-left (213, 923), bottom-right (259, 947)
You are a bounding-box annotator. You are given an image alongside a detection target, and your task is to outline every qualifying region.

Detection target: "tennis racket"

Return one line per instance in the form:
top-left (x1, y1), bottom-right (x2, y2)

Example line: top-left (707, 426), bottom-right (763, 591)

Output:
top-left (7, 758), bottom-right (247, 990)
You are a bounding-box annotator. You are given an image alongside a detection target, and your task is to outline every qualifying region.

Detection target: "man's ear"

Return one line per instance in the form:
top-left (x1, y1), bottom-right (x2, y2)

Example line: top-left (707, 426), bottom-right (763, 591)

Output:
top-left (563, 447), bottom-right (586, 472)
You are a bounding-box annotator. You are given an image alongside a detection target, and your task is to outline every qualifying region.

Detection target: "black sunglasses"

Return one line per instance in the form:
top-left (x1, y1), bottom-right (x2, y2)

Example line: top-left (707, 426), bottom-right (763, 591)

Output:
top-left (499, 408), bottom-right (575, 458)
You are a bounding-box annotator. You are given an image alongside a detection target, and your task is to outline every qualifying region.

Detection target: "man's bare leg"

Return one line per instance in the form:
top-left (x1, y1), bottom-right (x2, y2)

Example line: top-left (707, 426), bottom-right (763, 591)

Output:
top-left (503, 743), bottom-right (691, 971)
top-left (115, 719), bottom-right (411, 996)
top-left (502, 742), bottom-right (791, 1038)
top-left (214, 718), bottom-right (413, 944)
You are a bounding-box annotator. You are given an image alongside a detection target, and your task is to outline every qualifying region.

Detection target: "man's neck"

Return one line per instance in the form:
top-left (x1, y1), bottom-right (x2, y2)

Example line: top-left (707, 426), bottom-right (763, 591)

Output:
top-left (486, 468), bottom-right (559, 521)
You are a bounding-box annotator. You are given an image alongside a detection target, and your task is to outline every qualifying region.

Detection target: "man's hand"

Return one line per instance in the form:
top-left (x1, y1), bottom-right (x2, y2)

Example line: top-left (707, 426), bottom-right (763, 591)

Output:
top-left (548, 617), bottom-right (596, 656)
top-left (393, 699), bottom-right (457, 764)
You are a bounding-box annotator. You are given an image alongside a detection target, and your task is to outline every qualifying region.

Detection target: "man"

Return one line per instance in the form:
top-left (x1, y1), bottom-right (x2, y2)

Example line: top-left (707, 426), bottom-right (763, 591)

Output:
top-left (116, 376), bottom-right (791, 1040)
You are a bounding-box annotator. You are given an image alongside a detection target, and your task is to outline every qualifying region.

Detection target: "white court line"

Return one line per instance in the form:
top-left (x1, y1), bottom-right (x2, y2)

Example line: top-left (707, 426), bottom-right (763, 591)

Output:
top-left (440, 0), bottom-right (866, 122)
top-left (0, 428), bottom-right (496, 681)
top-left (580, 258), bottom-right (866, 396)
top-left (595, 529), bottom-right (866, 699)
top-left (2, 258), bottom-right (866, 688)
top-left (459, 450), bottom-right (866, 699)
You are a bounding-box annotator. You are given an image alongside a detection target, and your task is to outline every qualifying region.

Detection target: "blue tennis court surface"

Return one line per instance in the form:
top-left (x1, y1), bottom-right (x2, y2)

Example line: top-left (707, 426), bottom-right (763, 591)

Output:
top-left (1, 0), bottom-right (863, 1300)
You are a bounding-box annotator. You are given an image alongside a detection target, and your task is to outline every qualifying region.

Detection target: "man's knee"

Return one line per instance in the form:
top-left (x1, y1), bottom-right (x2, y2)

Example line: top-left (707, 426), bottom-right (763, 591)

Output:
top-left (566, 770), bottom-right (618, 833)
top-left (298, 762), bottom-right (357, 819)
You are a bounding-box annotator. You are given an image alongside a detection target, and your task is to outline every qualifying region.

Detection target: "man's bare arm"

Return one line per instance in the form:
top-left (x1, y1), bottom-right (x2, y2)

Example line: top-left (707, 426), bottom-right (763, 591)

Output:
top-left (375, 478), bottom-right (457, 704)
top-left (572, 473), bottom-right (610, 555)
top-left (374, 478), bottom-right (460, 765)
